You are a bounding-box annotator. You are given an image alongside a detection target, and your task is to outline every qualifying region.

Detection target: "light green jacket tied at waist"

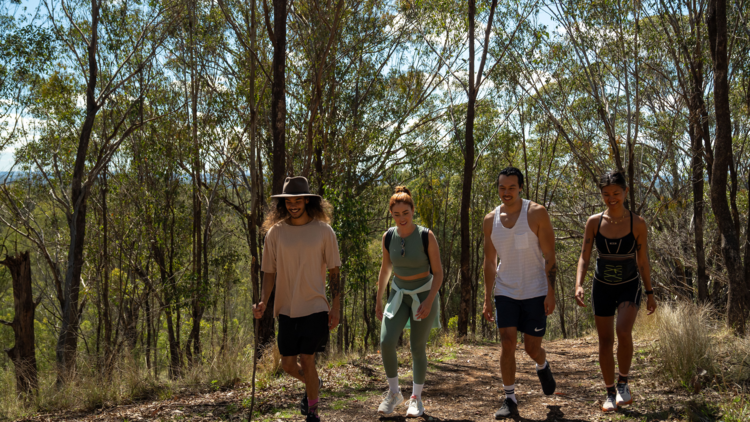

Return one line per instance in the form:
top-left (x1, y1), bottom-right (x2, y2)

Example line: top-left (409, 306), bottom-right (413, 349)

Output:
top-left (383, 277), bottom-right (441, 330)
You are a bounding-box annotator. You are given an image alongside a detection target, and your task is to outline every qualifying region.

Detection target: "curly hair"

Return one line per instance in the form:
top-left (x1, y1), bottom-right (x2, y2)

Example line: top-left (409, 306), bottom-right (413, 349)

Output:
top-left (261, 196), bottom-right (333, 234)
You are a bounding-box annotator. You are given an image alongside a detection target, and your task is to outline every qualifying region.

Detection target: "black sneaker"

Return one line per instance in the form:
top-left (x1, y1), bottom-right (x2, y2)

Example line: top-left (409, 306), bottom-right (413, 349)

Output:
top-left (305, 410), bottom-right (321, 422)
top-left (495, 397), bottom-right (519, 419)
top-left (300, 378), bottom-right (323, 415)
top-left (537, 362), bottom-right (556, 395)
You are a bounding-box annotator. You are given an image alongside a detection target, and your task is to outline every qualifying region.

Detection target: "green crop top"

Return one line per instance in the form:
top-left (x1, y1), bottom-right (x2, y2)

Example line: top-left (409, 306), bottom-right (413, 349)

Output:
top-left (388, 225), bottom-right (431, 277)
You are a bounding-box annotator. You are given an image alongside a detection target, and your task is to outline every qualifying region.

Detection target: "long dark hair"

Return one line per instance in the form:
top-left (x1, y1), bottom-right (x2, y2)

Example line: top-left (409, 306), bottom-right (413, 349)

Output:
top-left (261, 196), bottom-right (333, 234)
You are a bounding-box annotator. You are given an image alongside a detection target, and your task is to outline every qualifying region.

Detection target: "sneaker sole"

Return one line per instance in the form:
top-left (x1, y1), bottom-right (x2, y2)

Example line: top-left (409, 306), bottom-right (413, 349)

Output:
top-left (601, 406), bottom-right (617, 412)
top-left (616, 399), bottom-right (633, 406)
top-left (406, 411), bottom-right (424, 418)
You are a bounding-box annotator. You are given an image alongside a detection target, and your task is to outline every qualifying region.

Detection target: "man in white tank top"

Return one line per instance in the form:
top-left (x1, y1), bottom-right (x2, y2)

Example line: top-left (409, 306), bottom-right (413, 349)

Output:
top-left (481, 167), bottom-right (558, 419)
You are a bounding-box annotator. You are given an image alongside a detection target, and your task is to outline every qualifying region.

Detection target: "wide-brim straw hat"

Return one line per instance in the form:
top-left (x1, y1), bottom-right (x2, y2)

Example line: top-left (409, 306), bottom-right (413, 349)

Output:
top-left (270, 176), bottom-right (321, 198)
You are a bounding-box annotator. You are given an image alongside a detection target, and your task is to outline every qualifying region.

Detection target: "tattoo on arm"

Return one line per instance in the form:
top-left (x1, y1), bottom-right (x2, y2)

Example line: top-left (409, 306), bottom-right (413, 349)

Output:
top-left (636, 242), bottom-right (642, 251)
top-left (298, 369), bottom-right (304, 377)
top-left (586, 237), bottom-right (591, 244)
top-left (329, 270), bottom-right (341, 300)
top-left (547, 261), bottom-right (557, 288)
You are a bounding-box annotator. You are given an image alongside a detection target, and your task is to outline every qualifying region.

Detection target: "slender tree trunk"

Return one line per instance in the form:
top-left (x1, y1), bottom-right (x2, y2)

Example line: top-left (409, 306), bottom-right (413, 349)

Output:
top-left (458, 0), bottom-right (477, 340)
top-left (0, 252), bottom-right (39, 395)
top-left (707, 0), bottom-right (747, 332)
top-left (690, 117), bottom-right (709, 302)
top-left (56, 0), bottom-right (101, 384)
top-left (187, 0), bottom-right (204, 364)
top-left (271, 0), bottom-right (287, 194)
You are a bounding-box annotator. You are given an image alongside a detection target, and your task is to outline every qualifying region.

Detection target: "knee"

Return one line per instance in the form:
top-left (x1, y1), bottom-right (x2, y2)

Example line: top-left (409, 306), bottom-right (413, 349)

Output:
top-left (281, 359), bottom-right (298, 375)
top-left (599, 335), bottom-right (615, 348)
top-left (380, 335), bottom-right (397, 352)
top-left (500, 336), bottom-right (516, 352)
top-left (616, 326), bottom-right (633, 340)
top-left (524, 343), bottom-right (541, 360)
top-left (299, 355), bottom-right (315, 371)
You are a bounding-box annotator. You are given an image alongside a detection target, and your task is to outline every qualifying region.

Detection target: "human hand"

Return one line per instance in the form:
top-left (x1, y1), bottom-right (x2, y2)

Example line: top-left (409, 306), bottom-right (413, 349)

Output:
top-left (646, 294), bottom-right (657, 315)
top-left (376, 300), bottom-right (384, 321)
top-left (415, 298), bottom-right (433, 320)
top-left (252, 302), bottom-right (266, 319)
top-left (544, 292), bottom-right (556, 316)
top-left (483, 297), bottom-right (494, 322)
top-left (574, 285), bottom-right (586, 307)
top-left (329, 308), bottom-right (340, 330)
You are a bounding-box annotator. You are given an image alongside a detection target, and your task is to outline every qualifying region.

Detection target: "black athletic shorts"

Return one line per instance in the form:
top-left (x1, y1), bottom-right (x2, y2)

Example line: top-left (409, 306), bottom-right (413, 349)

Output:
top-left (277, 311), bottom-right (329, 356)
top-left (494, 295), bottom-right (547, 337)
top-left (592, 279), bottom-right (642, 317)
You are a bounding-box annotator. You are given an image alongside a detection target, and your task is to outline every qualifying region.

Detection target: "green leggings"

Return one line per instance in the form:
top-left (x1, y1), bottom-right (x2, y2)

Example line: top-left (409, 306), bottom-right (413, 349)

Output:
top-left (379, 277), bottom-right (439, 384)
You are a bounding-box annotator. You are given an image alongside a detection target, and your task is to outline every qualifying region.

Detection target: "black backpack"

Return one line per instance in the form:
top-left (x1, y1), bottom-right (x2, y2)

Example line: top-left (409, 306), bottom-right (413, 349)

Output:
top-left (384, 226), bottom-right (432, 274)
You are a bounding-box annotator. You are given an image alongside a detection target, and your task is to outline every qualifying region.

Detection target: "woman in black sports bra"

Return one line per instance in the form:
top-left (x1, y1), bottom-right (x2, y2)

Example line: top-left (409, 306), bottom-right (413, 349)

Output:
top-left (574, 171), bottom-right (656, 413)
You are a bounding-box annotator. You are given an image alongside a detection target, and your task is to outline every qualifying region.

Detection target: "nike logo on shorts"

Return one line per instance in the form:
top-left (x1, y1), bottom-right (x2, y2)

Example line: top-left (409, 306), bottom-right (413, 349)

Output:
top-left (534, 327), bottom-right (544, 332)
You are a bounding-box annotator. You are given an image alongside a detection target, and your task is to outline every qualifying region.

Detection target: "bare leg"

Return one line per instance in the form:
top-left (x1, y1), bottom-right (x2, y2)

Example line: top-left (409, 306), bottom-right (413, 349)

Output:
top-left (615, 302), bottom-right (639, 377)
top-left (595, 316), bottom-right (616, 386)
top-left (499, 327), bottom-right (518, 386)
top-left (523, 334), bottom-right (546, 365)
top-left (300, 354), bottom-right (320, 401)
top-left (281, 355), bottom-right (306, 383)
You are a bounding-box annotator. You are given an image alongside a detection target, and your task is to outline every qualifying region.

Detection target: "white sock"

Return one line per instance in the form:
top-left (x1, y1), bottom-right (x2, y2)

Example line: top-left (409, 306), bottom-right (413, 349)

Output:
top-left (503, 383), bottom-right (517, 404)
top-left (536, 360), bottom-right (548, 370)
top-left (412, 383), bottom-right (424, 399)
top-left (387, 377), bottom-right (399, 394)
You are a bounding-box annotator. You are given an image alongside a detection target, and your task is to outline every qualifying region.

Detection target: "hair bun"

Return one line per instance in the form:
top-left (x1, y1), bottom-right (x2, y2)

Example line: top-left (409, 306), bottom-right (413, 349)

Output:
top-left (394, 186), bottom-right (412, 197)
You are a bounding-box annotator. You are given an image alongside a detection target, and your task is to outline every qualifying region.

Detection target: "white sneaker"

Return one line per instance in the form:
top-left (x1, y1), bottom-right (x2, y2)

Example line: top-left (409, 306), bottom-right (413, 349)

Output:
top-left (378, 389), bottom-right (404, 415)
top-left (616, 383), bottom-right (632, 406)
top-left (602, 394), bottom-right (617, 412)
top-left (405, 395), bottom-right (424, 418)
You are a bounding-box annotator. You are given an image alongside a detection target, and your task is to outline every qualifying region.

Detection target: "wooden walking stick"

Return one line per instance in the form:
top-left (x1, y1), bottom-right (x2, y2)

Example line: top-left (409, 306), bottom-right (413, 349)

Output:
top-left (249, 318), bottom-right (260, 421)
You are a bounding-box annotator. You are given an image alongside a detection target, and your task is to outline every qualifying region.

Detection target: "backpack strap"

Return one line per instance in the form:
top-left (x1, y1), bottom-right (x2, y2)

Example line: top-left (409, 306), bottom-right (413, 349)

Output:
top-left (384, 227), bottom-right (396, 252)
top-left (421, 227), bottom-right (433, 274)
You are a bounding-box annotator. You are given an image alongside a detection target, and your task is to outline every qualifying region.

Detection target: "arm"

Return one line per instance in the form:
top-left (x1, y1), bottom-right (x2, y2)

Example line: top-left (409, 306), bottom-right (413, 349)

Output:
top-left (375, 232), bottom-right (393, 321)
top-left (415, 230), bottom-right (443, 319)
top-left (482, 212), bottom-right (498, 322)
top-left (327, 267), bottom-right (341, 330)
top-left (534, 205), bottom-right (557, 316)
top-left (635, 216), bottom-right (657, 315)
top-left (252, 271), bottom-right (276, 319)
top-left (574, 217), bottom-right (597, 307)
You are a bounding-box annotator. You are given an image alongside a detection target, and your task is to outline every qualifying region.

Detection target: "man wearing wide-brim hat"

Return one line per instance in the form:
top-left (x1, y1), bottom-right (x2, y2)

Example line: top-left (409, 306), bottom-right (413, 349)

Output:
top-left (253, 176), bottom-right (341, 422)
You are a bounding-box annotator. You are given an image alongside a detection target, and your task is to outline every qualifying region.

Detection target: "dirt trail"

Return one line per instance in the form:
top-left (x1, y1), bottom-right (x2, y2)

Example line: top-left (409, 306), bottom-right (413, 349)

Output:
top-left (24, 337), bottom-right (701, 422)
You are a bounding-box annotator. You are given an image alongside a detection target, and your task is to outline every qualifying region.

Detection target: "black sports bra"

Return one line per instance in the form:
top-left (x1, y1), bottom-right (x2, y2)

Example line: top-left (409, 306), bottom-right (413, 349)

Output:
top-left (594, 211), bottom-right (639, 285)
top-left (595, 211), bottom-right (637, 259)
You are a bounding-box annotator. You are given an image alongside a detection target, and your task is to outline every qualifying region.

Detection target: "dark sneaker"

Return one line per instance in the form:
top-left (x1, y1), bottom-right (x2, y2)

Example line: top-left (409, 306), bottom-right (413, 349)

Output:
top-left (300, 378), bottom-right (323, 415)
top-left (305, 410), bottom-right (321, 422)
top-left (494, 397), bottom-right (519, 419)
top-left (537, 362), bottom-right (556, 395)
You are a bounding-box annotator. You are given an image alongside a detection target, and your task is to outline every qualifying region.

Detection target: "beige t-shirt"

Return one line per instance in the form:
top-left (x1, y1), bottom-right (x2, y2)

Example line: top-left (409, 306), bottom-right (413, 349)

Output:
top-left (261, 219), bottom-right (342, 318)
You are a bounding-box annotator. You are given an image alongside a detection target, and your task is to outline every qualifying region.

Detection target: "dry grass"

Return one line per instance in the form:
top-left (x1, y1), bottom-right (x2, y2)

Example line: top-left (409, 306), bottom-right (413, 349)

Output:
top-left (634, 301), bottom-right (750, 391)
top-left (0, 332), bottom-right (284, 420)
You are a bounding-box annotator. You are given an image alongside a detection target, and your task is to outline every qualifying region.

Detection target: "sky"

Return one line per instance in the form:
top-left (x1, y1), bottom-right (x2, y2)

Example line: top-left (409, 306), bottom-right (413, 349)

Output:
top-left (0, 0), bottom-right (560, 172)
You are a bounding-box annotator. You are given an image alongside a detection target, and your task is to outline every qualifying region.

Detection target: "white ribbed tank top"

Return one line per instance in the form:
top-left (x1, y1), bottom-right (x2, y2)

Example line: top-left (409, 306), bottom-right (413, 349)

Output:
top-left (490, 199), bottom-right (549, 299)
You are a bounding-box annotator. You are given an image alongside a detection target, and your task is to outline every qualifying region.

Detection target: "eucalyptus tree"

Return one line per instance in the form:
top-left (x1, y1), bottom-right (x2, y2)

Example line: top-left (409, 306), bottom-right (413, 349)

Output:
top-left (707, 0), bottom-right (749, 331)
top-left (0, 0), bottom-right (180, 382)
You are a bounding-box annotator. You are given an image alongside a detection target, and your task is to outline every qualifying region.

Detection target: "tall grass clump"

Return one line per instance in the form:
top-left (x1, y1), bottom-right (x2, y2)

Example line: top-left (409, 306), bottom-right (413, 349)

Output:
top-left (654, 301), bottom-right (715, 385)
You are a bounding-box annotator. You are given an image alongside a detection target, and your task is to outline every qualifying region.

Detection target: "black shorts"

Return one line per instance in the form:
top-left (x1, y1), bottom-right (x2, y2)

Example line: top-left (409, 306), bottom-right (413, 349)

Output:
top-left (592, 279), bottom-right (642, 317)
top-left (277, 311), bottom-right (329, 356)
top-left (494, 295), bottom-right (547, 337)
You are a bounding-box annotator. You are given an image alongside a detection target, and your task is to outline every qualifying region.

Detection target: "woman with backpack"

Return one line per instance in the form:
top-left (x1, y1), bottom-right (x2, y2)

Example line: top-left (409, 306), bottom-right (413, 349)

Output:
top-left (376, 186), bottom-right (444, 418)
